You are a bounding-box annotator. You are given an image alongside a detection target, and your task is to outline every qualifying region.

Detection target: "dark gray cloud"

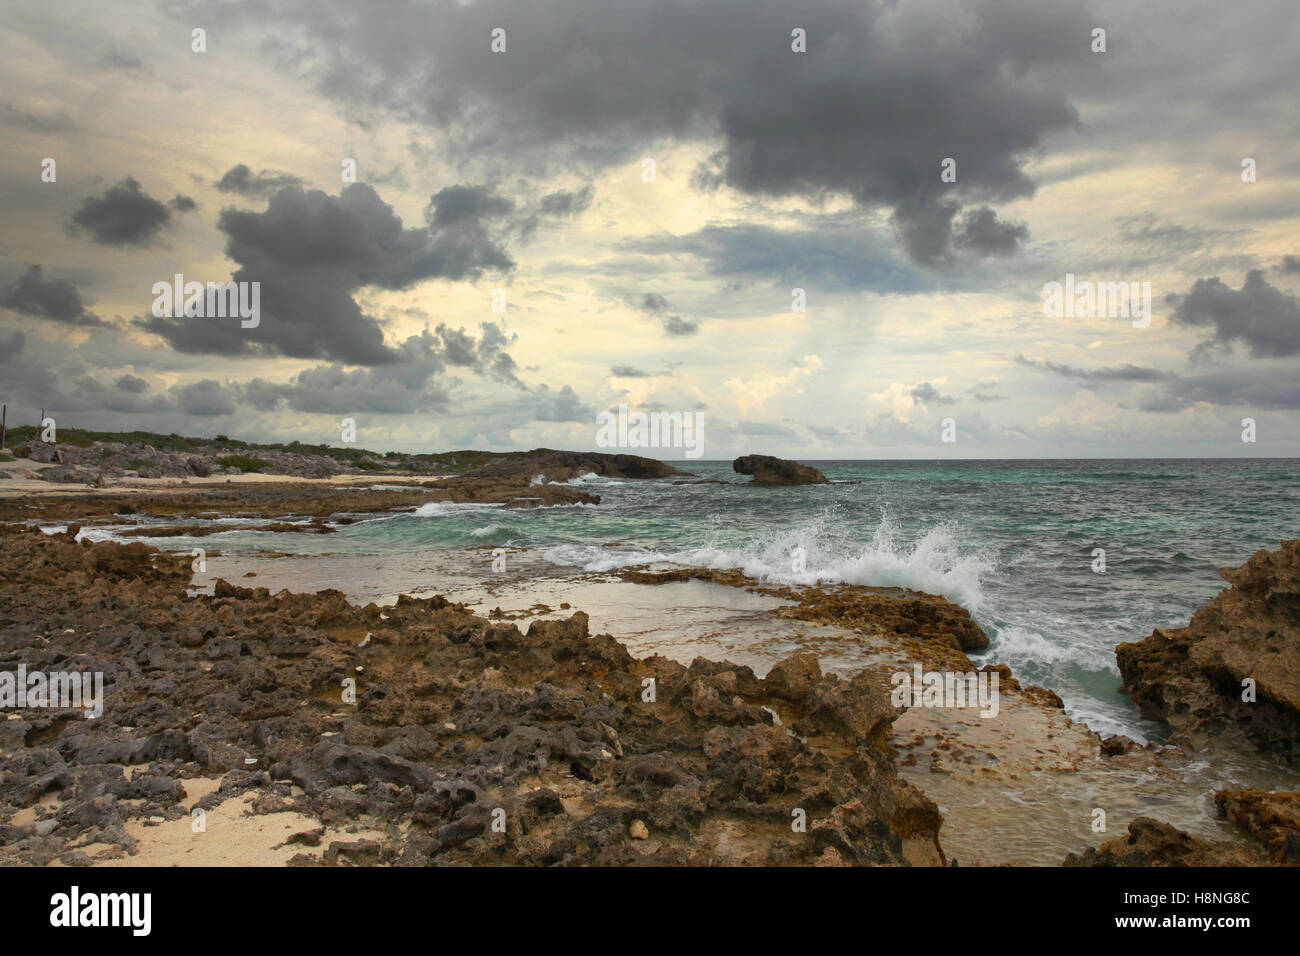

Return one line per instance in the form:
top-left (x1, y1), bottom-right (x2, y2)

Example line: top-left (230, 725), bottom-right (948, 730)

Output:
top-left (1137, 369), bottom-right (1300, 413)
top-left (437, 321), bottom-right (523, 386)
top-left (68, 177), bottom-right (192, 246)
top-left (114, 373), bottom-right (149, 394)
top-left (1016, 351), bottom-right (1300, 412)
top-left (1166, 270), bottom-right (1300, 358)
top-left (631, 291), bottom-right (699, 336)
top-left (539, 186), bottom-right (594, 218)
top-left (1015, 354), bottom-right (1174, 383)
top-left (0, 264), bottom-right (102, 326)
top-left (610, 365), bottom-right (652, 378)
top-left (1279, 255), bottom-right (1300, 275)
top-left (175, 379), bottom-right (237, 416)
top-left (429, 184), bottom-right (514, 227)
top-left (532, 384), bottom-right (592, 422)
top-left (952, 207), bottom-right (1028, 257)
top-left (909, 382), bottom-right (957, 405)
top-left (138, 182), bottom-right (515, 365)
top-left (242, 325), bottom-right (520, 415)
top-left (216, 164), bottom-right (304, 197)
top-left (204, 0), bottom-right (1087, 265)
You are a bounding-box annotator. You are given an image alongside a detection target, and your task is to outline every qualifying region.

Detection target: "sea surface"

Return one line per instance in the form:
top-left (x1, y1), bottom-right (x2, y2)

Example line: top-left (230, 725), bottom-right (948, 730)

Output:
top-left (101, 458), bottom-right (1300, 743)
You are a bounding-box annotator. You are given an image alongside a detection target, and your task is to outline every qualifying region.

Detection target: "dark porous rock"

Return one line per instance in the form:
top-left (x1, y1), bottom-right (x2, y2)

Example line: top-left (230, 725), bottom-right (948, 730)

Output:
top-left (1213, 788), bottom-right (1300, 863)
top-left (1100, 734), bottom-right (1142, 757)
top-left (17, 440), bottom-right (59, 463)
top-left (1116, 540), bottom-right (1300, 760)
top-left (0, 524), bottom-right (945, 866)
top-left (1063, 817), bottom-right (1265, 866)
top-left (42, 465), bottom-right (96, 484)
top-left (733, 454), bottom-right (828, 486)
top-left (274, 741), bottom-right (435, 794)
top-left (186, 457), bottom-right (214, 478)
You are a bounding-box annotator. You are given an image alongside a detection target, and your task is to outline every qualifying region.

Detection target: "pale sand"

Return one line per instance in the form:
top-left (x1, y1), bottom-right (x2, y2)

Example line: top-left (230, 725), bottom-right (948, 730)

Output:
top-left (52, 779), bottom-right (385, 867)
top-left (0, 457), bottom-right (439, 499)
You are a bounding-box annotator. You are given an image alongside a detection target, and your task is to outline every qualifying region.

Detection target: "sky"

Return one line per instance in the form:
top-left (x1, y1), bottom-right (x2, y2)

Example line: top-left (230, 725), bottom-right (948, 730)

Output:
top-left (1, 0), bottom-right (1298, 459)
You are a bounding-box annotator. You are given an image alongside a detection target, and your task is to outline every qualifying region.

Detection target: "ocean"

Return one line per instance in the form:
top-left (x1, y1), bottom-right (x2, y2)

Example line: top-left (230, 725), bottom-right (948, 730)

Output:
top-left (157, 457), bottom-right (1300, 744)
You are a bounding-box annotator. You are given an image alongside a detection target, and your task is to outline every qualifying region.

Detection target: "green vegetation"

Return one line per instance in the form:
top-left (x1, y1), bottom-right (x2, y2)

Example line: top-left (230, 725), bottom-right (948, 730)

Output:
top-left (215, 454), bottom-right (270, 473)
top-left (2, 425), bottom-right (571, 475)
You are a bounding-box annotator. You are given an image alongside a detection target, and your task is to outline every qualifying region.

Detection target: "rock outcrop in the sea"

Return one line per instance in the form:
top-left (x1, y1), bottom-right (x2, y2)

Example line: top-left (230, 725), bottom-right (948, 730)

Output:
top-left (1116, 540), bottom-right (1300, 760)
top-left (0, 526), bottom-right (943, 866)
top-left (459, 449), bottom-right (688, 482)
top-left (732, 455), bottom-right (827, 486)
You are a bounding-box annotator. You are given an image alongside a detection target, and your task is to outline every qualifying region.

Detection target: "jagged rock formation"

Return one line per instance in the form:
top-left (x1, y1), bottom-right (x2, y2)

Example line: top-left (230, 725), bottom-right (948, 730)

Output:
top-left (1063, 817), bottom-right (1265, 866)
top-left (0, 526), bottom-right (942, 866)
top-left (1213, 789), bottom-right (1300, 863)
top-left (1116, 540), bottom-right (1300, 760)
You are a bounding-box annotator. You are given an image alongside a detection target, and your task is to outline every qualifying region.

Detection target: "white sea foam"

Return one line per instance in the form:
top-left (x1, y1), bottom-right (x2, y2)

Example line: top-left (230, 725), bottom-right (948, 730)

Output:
top-left (411, 501), bottom-right (506, 518)
top-left (541, 509), bottom-right (993, 611)
top-left (551, 472), bottom-right (628, 487)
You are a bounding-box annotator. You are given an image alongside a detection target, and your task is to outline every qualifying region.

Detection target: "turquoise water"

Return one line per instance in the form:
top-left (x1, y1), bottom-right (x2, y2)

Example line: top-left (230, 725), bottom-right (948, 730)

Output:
top-left (170, 459), bottom-right (1300, 739)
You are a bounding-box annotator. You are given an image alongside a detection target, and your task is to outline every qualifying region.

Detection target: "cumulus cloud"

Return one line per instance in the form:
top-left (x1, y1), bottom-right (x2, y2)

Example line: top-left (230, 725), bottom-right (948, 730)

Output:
top-left (909, 382), bottom-right (957, 405)
top-left (0, 264), bottom-right (102, 326)
top-left (68, 177), bottom-right (193, 246)
top-left (240, 324), bottom-right (524, 415)
top-left (532, 384), bottom-right (592, 422)
top-left (174, 379), bottom-right (237, 416)
top-left (1167, 270), bottom-right (1300, 358)
top-left (724, 355), bottom-right (823, 412)
top-left (138, 182), bottom-right (516, 365)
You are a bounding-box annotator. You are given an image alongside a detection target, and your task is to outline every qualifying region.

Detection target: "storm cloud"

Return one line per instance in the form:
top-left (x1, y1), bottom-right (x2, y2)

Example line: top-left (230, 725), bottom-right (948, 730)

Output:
top-left (1167, 270), bottom-right (1300, 358)
top-left (0, 264), bottom-right (102, 326)
top-left (138, 182), bottom-right (516, 365)
top-left (202, 0), bottom-right (1086, 265)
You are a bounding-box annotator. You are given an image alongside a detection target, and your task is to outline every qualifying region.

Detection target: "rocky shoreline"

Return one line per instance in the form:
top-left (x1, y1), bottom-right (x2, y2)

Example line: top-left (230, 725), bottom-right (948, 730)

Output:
top-left (0, 448), bottom-right (1297, 865)
top-left (1117, 541), bottom-right (1300, 762)
top-left (0, 525), bottom-right (943, 866)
